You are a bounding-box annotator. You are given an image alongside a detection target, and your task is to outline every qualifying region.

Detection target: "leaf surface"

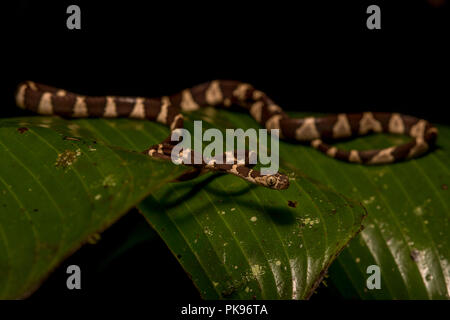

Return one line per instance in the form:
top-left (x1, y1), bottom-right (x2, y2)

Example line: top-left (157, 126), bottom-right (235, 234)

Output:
top-left (138, 109), bottom-right (367, 299)
top-left (0, 117), bottom-right (186, 299)
top-left (206, 110), bottom-right (450, 299)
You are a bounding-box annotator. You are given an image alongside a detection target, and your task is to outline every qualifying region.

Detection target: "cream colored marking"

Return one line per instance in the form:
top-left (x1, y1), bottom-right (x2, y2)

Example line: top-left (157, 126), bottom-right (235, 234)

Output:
top-left (157, 144), bottom-right (164, 154)
top-left (130, 97), bottom-right (145, 119)
top-left (206, 158), bottom-right (217, 167)
top-left (104, 97), bottom-right (118, 117)
top-left (333, 114), bottom-right (352, 138)
top-left (223, 151), bottom-right (235, 164)
top-left (247, 170), bottom-right (256, 183)
top-left (359, 112), bottom-right (383, 135)
top-left (295, 117), bottom-right (320, 141)
top-left (156, 96), bottom-right (170, 124)
top-left (254, 176), bottom-right (267, 186)
top-left (388, 113), bottom-right (405, 134)
top-left (249, 101), bottom-right (264, 123)
top-left (408, 121), bottom-right (433, 158)
top-left (205, 80), bottom-right (223, 105)
top-left (73, 96), bottom-right (88, 117)
top-left (326, 147), bottom-right (338, 157)
top-left (230, 164), bottom-right (239, 175)
top-left (232, 83), bottom-right (251, 101)
top-left (38, 92), bottom-right (53, 115)
top-left (311, 139), bottom-right (322, 148)
top-left (27, 81), bottom-right (37, 91)
top-left (410, 120), bottom-right (427, 138)
top-left (56, 90), bottom-right (67, 97)
top-left (349, 150), bottom-right (362, 163)
top-left (181, 148), bottom-right (192, 163)
top-left (368, 147), bottom-right (396, 164)
top-left (15, 84), bottom-right (27, 109)
top-left (170, 114), bottom-right (183, 130)
top-left (265, 114), bottom-right (282, 130)
top-left (224, 98), bottom-right (232, 107)
top-left (268, 104), bottom-right (282, 113)
top-left (149, 149), bottom-right (156, 156)
top-left (253, 90), bottom-right (264, 100)
top-left (408, 138), bottom-right (429, 158)
top-left (180, 89), bottom-right (200, 111)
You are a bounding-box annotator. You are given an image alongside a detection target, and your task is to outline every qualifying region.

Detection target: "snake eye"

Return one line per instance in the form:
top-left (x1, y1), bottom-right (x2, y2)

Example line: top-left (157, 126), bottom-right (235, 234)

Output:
top-left (267, 176), bottom-right (277, 187)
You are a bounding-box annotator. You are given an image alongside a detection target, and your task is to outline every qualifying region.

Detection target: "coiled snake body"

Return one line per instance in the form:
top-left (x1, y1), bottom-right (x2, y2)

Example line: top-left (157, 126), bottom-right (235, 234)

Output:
top-left (15, 80), bottom-right (438, 190)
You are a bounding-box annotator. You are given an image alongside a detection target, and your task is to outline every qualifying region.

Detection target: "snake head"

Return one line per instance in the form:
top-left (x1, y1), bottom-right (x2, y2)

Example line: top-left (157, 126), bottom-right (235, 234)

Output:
top-left (264, 173), bottom-right (290, 190)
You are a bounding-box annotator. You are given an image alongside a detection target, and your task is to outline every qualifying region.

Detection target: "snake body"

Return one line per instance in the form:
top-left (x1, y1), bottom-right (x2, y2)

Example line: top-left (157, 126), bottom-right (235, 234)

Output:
top-left (15, 80), bottom-right (438, 190)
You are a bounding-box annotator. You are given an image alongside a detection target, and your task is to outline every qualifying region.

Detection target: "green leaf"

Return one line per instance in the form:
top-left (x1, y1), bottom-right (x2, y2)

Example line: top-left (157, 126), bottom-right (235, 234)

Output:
top-left (4, 108), bottom-right (442, 300)
top-left (0, 117), bottom-right (187, 299)
top-left (207, 110), bottom-right (449, 299)
top-left (319, 124), bottom-right (450, 300)
top-left (138, 109), bottom-right (367, 299)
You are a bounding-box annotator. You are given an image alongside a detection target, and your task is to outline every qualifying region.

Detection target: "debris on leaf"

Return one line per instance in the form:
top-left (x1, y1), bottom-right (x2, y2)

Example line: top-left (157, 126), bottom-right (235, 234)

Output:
top-left (55, 149), bottom-right (81, 168)
top-left (288, 200), bottom-right (297, 208)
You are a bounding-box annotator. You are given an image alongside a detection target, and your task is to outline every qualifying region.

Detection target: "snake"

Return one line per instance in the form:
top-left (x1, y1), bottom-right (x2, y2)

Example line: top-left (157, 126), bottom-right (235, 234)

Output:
top-left (15, 80), bottom-right (438, 190)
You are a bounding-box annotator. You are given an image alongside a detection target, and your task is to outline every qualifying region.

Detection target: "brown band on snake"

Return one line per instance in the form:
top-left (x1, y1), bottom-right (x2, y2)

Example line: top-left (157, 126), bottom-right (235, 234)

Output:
top-left (15, 80), bottom-right (438, 189)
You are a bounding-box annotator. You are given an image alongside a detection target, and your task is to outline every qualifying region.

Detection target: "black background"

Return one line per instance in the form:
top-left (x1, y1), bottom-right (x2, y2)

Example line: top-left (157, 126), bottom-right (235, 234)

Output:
top-left (3, 0), bottom-right (449, 300)
top-left (5, 1), bottom-right (450, 123)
